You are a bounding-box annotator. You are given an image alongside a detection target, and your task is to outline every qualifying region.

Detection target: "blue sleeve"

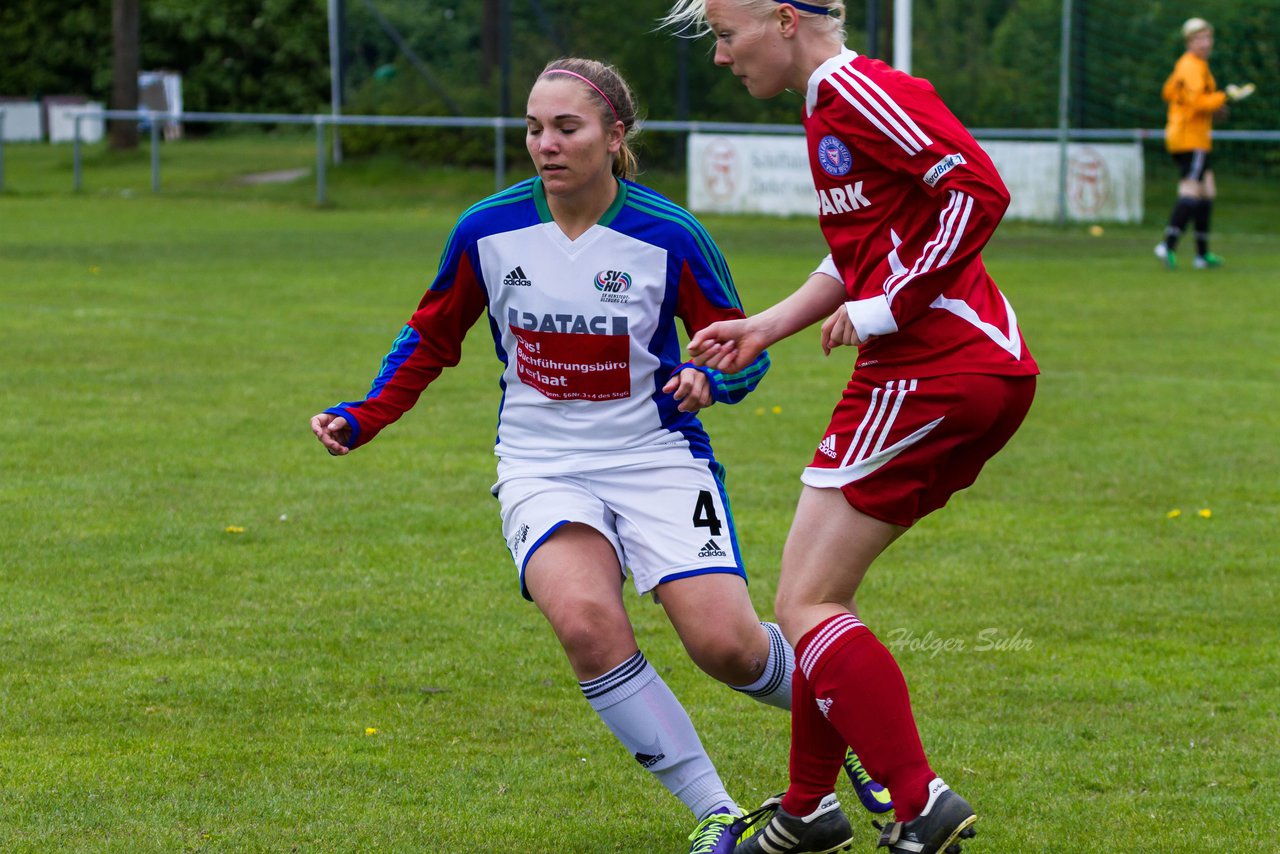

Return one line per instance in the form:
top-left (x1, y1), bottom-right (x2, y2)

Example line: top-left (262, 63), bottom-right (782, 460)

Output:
top-left (671, 355), bottom-right (772, 405)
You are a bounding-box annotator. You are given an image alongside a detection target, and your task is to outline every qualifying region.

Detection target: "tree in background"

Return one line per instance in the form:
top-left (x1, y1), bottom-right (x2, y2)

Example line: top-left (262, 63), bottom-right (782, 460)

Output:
top-left (110, 0), bottom-right (139, 149)
top-left (1, 0), bottom-right (1275, 174)
top-left (0, 1), bottom-right (111, 101)
top-left (143, 0), bottom-right (330, 116)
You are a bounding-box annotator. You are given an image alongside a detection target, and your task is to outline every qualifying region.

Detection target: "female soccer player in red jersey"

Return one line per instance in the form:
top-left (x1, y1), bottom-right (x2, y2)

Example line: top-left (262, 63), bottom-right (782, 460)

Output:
top-left (663, 2), bottom-right (1039, 852)
top-left (312, 57), bottom-right (797, 854)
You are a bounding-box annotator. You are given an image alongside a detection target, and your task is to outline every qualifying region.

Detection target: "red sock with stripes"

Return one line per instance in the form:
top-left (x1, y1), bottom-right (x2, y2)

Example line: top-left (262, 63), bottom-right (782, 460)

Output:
top-left (779, 667), bottom-right (847, 817)
top-left (791, 613), bottom-right (936, 821)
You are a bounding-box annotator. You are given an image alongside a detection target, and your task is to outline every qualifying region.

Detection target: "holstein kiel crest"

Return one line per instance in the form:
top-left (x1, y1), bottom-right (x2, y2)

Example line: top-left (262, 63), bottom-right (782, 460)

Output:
top-left (817, 134), bottom-right (853, 177)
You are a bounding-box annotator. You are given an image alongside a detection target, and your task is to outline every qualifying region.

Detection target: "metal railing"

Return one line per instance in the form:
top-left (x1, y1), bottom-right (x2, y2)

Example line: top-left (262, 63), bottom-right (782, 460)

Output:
top-left (2, 106), bottom-right (1278, 200)
top-left (69, 109), bottom-right (530, 203)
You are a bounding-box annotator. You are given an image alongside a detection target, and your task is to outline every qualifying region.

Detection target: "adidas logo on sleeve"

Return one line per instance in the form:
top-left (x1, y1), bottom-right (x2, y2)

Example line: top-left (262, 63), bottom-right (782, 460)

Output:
top-left (818, 434), bottom-right (838, 459)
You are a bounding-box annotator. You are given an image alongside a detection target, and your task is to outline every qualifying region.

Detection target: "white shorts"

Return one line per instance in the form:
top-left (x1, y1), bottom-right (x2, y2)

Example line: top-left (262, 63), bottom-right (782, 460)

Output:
top-left (495, 460), bottom-right (745, 599)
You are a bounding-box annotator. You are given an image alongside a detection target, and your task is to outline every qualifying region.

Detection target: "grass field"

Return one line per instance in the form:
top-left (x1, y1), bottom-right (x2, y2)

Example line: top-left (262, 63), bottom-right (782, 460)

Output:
top-left (2, 136), bottom-right (1278, 852)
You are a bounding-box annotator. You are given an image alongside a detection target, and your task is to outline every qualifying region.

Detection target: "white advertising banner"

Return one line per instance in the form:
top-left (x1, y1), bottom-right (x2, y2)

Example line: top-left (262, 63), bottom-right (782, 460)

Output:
top-left (687, 133), bottom-right (816, 217)
top-left (980, 141), bottom-right (1144, 223)
top-left (687, 133), bottom-right (1144, 223)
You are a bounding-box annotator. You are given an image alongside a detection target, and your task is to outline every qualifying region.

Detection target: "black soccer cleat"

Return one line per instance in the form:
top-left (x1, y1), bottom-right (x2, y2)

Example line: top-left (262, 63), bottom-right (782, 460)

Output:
top-left (874, 779), bottom-right (977, 854)
top-left (732, 793), bottom-right (853, 854)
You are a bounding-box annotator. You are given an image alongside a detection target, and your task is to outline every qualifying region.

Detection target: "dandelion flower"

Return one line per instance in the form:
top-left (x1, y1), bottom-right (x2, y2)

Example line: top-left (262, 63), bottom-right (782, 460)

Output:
top-left (771, 405), bottom-right (782, 414)
top-left (365, 727), bottom-right (380, 736)
top-left (1198, 508), bottom-right (1212, 518)
top-left (1165, 509), bottom-right (1182, 519)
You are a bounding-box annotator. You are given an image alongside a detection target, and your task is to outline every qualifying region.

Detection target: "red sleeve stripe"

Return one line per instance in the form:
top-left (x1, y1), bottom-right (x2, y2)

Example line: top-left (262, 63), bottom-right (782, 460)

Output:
top-left (883, 190), bottom-right (973, 302)
top-left (828, 65), bottom-right (933, 156)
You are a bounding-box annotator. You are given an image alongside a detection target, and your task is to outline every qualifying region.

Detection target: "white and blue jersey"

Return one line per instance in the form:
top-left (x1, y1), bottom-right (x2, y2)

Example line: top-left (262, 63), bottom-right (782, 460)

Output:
top-left (326, 177), bottom-right (769, 479)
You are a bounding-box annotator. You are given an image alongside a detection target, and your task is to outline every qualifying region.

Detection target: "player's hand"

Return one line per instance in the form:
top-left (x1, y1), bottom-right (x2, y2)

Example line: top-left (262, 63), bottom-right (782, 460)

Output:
top-left (663, 367), bottom-right (713, 413)
top-left (819, 304), bottom-right (868, 355)
top-left (311, 412), bottom-right (352, 456)
top-left (687, 318), bottom-right (767, 374)
top-left (1225, 82), bottom-right (1256, 102)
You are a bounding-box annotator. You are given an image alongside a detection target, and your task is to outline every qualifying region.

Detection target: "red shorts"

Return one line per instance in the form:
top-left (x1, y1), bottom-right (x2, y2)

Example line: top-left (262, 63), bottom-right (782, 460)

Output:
top-left (801, 373), bottom-right (1036, 527)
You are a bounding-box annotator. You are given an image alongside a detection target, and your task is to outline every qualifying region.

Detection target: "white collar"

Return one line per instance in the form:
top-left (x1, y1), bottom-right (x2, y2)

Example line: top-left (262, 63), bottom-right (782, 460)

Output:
top-left (806, 47), bottom-right (859, 116)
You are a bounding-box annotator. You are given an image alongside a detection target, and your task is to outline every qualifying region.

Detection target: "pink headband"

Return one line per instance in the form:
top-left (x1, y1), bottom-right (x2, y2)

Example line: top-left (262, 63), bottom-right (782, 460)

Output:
top-left (542, 69), bottom-right (620, 123)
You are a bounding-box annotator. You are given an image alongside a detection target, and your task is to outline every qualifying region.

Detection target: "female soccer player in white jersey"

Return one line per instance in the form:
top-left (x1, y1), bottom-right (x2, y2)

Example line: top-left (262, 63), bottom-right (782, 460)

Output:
top-left (662, 2), bottom-right (1039, 853)
top-left (311, 57), bottom-right (795, 853)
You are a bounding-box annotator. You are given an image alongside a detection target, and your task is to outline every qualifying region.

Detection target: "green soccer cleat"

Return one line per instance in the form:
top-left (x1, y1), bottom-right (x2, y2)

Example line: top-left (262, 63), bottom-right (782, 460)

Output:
top-left (1193, 252), bottom-right (1223, 269)
top-left (1153, 243), bottom-right (1177, 270)
top-left (842, 749), bottom-right (893, 814)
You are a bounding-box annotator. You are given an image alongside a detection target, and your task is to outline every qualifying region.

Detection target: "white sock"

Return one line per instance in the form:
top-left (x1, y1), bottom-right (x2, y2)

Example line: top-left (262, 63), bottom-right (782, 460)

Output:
top-left (581, 651), bottom-right (733, 820)
top-left (731, 621), bottom-right (794, 711)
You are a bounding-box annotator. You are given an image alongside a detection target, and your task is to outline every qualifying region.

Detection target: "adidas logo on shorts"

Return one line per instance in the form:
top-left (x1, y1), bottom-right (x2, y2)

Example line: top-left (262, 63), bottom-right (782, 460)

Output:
top-left (698, 539), bottom-right (728, 558)
top-left (818, 434), bottom-right (838, 459)
top-left (503, 265), bottom-right (532, 287)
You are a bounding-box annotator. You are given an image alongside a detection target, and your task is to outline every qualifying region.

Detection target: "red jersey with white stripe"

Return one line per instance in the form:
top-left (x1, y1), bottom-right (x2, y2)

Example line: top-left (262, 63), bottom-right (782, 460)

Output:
top-left (804, 49), bottom-right (1038, 381)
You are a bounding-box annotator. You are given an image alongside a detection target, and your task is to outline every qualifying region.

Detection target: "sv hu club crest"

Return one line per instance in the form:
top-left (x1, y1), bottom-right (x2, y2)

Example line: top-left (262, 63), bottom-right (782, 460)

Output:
top-left (595, 270), bottom-right (632, 293)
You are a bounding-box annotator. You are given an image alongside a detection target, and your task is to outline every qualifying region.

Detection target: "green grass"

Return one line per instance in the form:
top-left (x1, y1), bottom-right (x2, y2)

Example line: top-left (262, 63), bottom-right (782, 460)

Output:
top-left (1, 136), bottom-right (1278, 852)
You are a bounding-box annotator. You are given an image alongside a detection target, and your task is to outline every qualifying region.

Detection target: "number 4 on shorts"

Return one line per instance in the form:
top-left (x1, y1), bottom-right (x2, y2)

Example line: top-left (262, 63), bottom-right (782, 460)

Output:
top-left (693, 490), bottom-right (723, 536)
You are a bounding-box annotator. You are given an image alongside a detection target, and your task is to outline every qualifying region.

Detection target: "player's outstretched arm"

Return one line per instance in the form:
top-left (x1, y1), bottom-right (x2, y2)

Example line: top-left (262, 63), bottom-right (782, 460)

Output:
top-left (310, 412), bottom-right (352, 456)
top-left (689, 272), bottom-right (847, 373)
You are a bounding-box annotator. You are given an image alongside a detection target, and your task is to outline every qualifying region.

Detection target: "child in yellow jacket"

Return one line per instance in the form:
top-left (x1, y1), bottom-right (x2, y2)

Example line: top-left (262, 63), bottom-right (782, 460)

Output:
top-left (1155, 17), bottom-right (1255, 270)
